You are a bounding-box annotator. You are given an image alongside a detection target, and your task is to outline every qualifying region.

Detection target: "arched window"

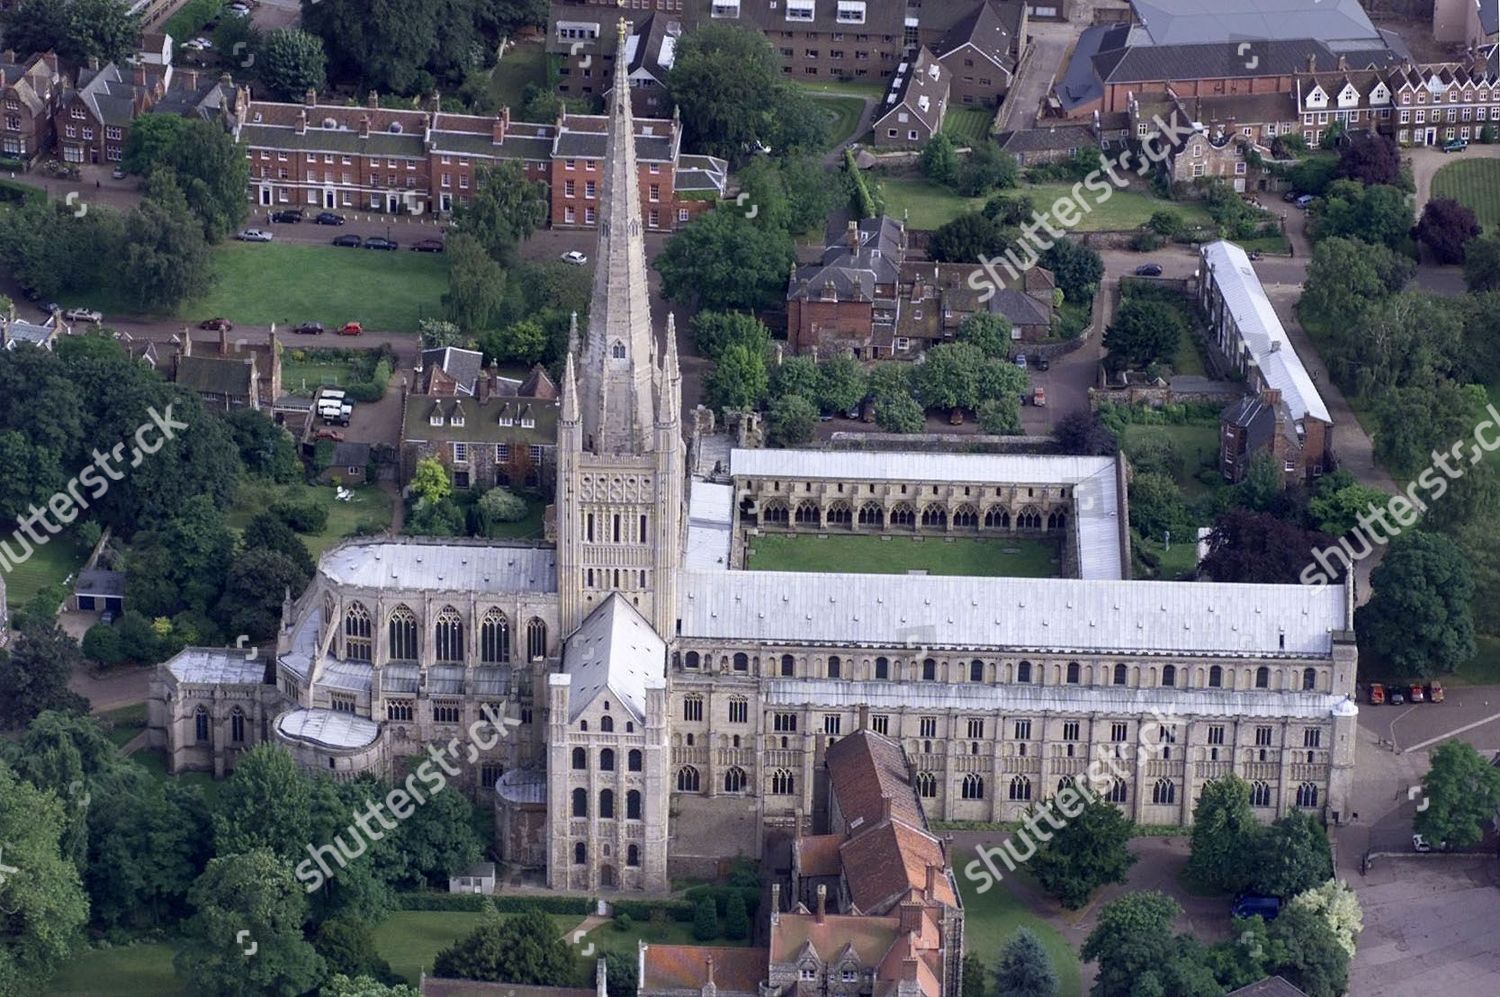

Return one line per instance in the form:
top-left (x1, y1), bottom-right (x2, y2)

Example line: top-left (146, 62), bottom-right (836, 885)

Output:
top-left (388, 605), bottom-right (418, 661)
top-left (599, 789), bottom-right (615, 819)
top-left (1255, 666), bottom-right (1270, 689)
top-left (1250, 780), bottom-right (1272, 807)
top-left (1066, 661), bottom-right (1080, 684)
top-left (677, 766), bottom-right (700, 792)
top-left (771, 769), bottom-right (796, 795)
top-left (875, 656), bottom-right (889, 679)
top-left (953, 504), bottom-right (978, 528)
top-left (724, 766), bottom-right (747, 792)
top-left (858, 501), bottom-right (883, 526)
top-left (1152, 778), bottom-right (1176, 805)
top-left (984, 506), bottom-right (1009, 528)
top-left (526, 618), bottom-right (548, 660)
top-left (1007, 775), bottom-right (1030, 801)
top-left (627, 844), bottom-right (640, 866)
top-left (600, 748), bottom-right (615, 771)
top-left (1302, 667), bottom-right (1317, 691)
top-left (344, 602), bottom-right (372, 661)
top-left (685, 651), bottom-right (700, 668)
top-left (1106, 779), bottom-right (1127, 803)
top-left (1209, 665), bottom-right (1223, 688)
top-left (916, 771), bottom-right (937, 798)
top-left (920, 504), bottom-right (947, 528)
top-left (601, 715), bottom-right (614, 732)
top-left (827, 655), bottom-right (841, 679)
top-left (628, 749), bottom-right (642, 771)
top-left (572, 787), bottom-right (587, 817)
top-left (627, 790), bottom-right (642, 819)
top-left (826, 501), bottom-right (852, 526)
top-left (1162, 664), bottom-right (1176, 687)
top-left (480, 610), bottom-right (510, 663)
top-left (970, 659), bottom-right (984, 682)
top-left (435, 606), bottom-right (465, 662)
top-left (230, 707), bottom-right (245, 743)
top-left (1113, 663), bottom-right (1127, 685)
top-left (889, 503), bottom-right (915, 527)
top-left (780, 654), bottom-right (795, 677)
top-left (574, 842), bottom-right (587, 865)
top-left (733, 652), bottom-right (749, 672)
top-left (762, 501), bottom-right (789, 526)
top-left (1017, 660), bottom-right (1032, 683)
top-left (194, 706), bottom-right (210, 743)
top-left (794, 501), bottom-right (820, 525)
top-left (963, 773), bottom-right (985, 799)
top-left (611, 340), bottom-right (626, 359)
top-left (572, 747), bottom-right (587, 770)
top-left (1296, 782), bottom-right (1319, 808)
top-left (923, 658), bottom-right (937, 680)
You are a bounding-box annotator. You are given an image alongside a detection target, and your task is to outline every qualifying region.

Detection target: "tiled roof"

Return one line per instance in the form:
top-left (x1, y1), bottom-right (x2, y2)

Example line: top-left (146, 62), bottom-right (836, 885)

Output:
top-left (794, 833), bottom-right (845, 878)
top-left (175, 354), bottom-right (255, 398)
top-left (422, 980), bottom-right (595, 997)
top-left (770, 912), bottom-right (902, 966)
top-left (839, 822), bottom-right (957, 913)
top-left (876, 47), bottom-right (949, 133)
top-left (996, 124), bottom-right (1097, 153)
top-left (421, 346), bottom-right (486, 395)
top-left (401, 392), bottom-right (559, 447)
top-left (933, 1), bottom-right (1020, 72)
top-left (640, 944), bottom-right (768, 993)
top-left (827, 729), bottom-right (923, 832)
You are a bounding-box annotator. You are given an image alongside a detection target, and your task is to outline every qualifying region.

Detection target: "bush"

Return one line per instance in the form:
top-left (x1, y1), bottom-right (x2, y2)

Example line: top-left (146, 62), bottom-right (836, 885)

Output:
top-left (613, 913), bottom-right (633, 933)
top-left (610, 899), bottom-right (695, 923)
top-left (844, 148), bottom-right (880, 219)
top-left (273, 494), bottom-right (330, 533)
top-left (81, 623), bottom-right (125, 666)
top-left (397, 892), bottom-right (593, 914)
top-left (692, 895), bottom-right (719, 941)
top-left (1130, 230), bottom-right (1164, 252)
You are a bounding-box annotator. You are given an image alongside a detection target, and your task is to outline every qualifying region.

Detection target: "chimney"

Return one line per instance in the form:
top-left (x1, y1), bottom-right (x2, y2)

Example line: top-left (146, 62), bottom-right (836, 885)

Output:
top-left (1261, 387), bottom-right (1282, 407)
top-left (815, 884), bottom-right (827, 923)
top-left (359, 115), bottom-right (370, 138)
top-left (493, 111), bottom-right (507, 144)
top-left (133, 63), bottom-right (148, 87)
top-left (1337, 54), bottom-right (1347, 72)
top-left (882, 797), bottom-right (893, 823)
top-left (219, 326), bottom-right (230, 355)
top-left (1270, 339), bottom-right (1282, 352)
top-left (428, 91), bottom-right (442, 113)
top-left (847, 219), bottom-right (859, 253)
top-left (705, 956), bottom-right (715, 987)
top-left (924, 865), bottom-right (937, 901)
top-left (1307, 54), bottom-right (1317, 73)
top-left (902, 949), bottom-right (919, 983)
top-left (179, 327), bottom-right (192, 357)
top-left (367, 90), bottom-right (379, 109)
top-left (296, 109), bottom-right (307, 134)
top-left (898, 898), bottom-right (923, 935)
top-left (87, 55), bottom-right (99, 72)
top-left (304, 87), bottom-right (317, 106)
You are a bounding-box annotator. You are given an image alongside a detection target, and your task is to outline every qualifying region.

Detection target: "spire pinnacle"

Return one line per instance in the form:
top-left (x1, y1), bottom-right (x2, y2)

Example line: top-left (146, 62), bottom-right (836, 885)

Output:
top-left (562, 349), bottom-right (579, 424)
top-left (568, 310), bottom-right (580, 357)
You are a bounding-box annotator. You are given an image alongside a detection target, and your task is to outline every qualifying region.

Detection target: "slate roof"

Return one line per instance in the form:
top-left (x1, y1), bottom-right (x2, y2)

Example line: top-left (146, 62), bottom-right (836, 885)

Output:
top-left (790, 216), bottom-right (906, 302)
top-left (421, 346), bottom-right (486, 395)
top-left (175, 354), bottom-right (255, 398)
top-left (276, 708), bottom-right (381, 750)
top-left (75, 569), bottom-right (125, 597)
top-left (559, 592), bottom-right (667, 722)
top-left (1095, 37), bottom-right (1401, 86)
top-left (331, 441), bottom-right (370, 467)
top-left (989, 287), bottom-right (1052, 327)
top-left (1128, 0), bottom-right (1382, 46)
top-left (875, 47), bottom-right (950, 133)
top-left (1226, 977), bottom-right (1311, 997)
top-left (933, 1), bottom-right (1021, 72)
top-left (1057, 23), bottom-right (1121, 110)
top-left (640, 944), bottom-right (768, 994)
top-left (403, 393), bottom-right (560, 447)
top-left (995, 124), bottom-right (1097, 153)
top-left (422, 980), bottom-right (595, 997)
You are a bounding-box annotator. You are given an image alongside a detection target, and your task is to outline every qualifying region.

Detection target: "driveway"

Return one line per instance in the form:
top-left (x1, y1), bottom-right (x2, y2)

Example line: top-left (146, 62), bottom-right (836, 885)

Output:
top-left (998, 31), bottom-right (1074, 133)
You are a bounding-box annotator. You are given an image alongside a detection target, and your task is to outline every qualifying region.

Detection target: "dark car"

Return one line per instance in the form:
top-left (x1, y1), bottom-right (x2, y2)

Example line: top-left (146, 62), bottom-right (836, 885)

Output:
top-left (314, 211), bottom-right (346, 225)
top-left (270, 209), bottom-right (303, 223)
top-left (294, 322), bottom-right (324, 335)
top-left (1282, 190), bottom-right (1301, 203)
top-left (363, 237), bottom-right (398, 251)
top-left (1231, 895), bottom-right (1281, 921)
top-left (411, 238), bottom-right (445, 253)
top-left (199, 317), bottom-right (233, 331)
top-left (1134, 263), bottom-right (1164, 277)
top-left (1029, 355), bottom-right (1050, 371)
top-left (332, 234), bottom-right (362, 248)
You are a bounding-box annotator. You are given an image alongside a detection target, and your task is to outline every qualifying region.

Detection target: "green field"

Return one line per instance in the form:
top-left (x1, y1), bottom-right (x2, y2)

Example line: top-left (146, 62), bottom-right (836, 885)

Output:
top-left (943, 108), bottom-right (995, 145)
top-left (746, 534), bottom-right (1061, 577)
top-left (1431, 157), bottom-right (1500, 229)
top-left (100, 702), bottom-right (149, 749)
top-left (1119, 421), bottom-right (1222, 498)
top-left (490, 41), bottom-right (548, 108)
top-left (374, 911), bottom-right (585, 985)
top-left (226, 481), bottom-right (394, 557)
top-left (486, 497), bottom-right (548, 540)
top-left (44, 943), bottom-right (185, 997)
top-left (280, 354), bottom-right (361, 395)
top-left (812, 94), bottom-right (869, 152)
top-left (952, 848), bottom-right (1083, 997)
top-left (0, 532), bottom-right (91, 607)
top-left (793, 78), bottom-right (887, 98)
top-left (877, 177), bottom-right (1216, 232)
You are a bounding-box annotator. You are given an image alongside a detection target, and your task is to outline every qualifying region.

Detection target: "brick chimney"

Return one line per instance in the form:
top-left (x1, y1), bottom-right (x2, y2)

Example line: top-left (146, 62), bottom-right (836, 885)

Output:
top-left (898, 898), bottom-right (923, 935)
top-left (1307, 54), bottom-right (1317, 73)
top-left (493, 110), bottom-right (508, 144)
top-left (218, 326), bottom-right (230, 355)
top-left (304, 87), bottom-right (317, 106)
top-left (1261, 387), bottom-right (1282, 407)
top-left (359, 115), bottom-right (370, 138)
top-left (296, 109), bottom-right (307, 134)
top-left (1337, 54), bottom-right (1347, 72)
top-left (924, 865), bottom-right (937, 901)
top-left (882, 797), bottom-right (893, 823)
top-left (133, 63), bottom-right (148, 87)
top-left (428, 91), bottom-right (442, 113)
top-left (815, 884), bottom-right (827, 923)
top-left (847, 219), bottom-right (859, 253)
top-left (367, 90), bottom-right (379, 109)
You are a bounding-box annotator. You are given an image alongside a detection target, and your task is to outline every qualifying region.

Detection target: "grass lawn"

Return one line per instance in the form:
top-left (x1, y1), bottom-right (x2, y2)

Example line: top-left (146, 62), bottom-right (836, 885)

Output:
top-left (490, 41), bottom-right (548, 108)
top-left (126, 748), bottom-right (223, 804)
top-left (1137, 534), bottom-right (1199, 580)
top-left (44, 943), bottom-right (185, 997)
top-left (1171, 319), bottom-right (1206, 376)
top-left (812, 94), bottom-right (868, 151)
top-left (793, 78), bottom-right (887, 98)
top-left (877, 177), bottom-right (1215, 232)
top-left (1237, 231), bottom-right (1292, 255)
top-left (1118, 421), bottom-right (1222, 499)
top-left (227, 480), bottom-right (394, 558)
top-left (1431, 157), bottom-right (1500, 229)
top-left (746, 534), bottom-right (1061, 578)
top-left (0, 532), bottom-right (91, 606)
top-left (486, 497), bottom-right (549, 541)
top-left (164, 0), bottom-right (218, 42)
top-left (951, 847), bottom-right (1083, 997)
top-left (373, 911), bottom-right (584, 985)
top-left (876, 176), bottom-right (987, 230)
top-left (100, 702), bottom-right (149, 749)
top-left (1449, 633), bottom-right (1500, 686)
top-left (280, 355), bottom-right (360, 395)
top-left (943, 108), bottom-right (995, 145)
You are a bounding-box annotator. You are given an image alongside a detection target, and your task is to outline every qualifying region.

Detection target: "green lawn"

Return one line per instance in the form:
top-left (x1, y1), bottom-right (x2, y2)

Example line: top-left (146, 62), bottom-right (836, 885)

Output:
top-left (1137, 534), bottom-right (1200, 580)
top-left (100, 702), bottom-right (149, 750)
top-left (1431, 157), bottom-right (1500, 229)
top-left (373, 911), bottom-right (584, 985)
top-left (280, 354), bottom-right (360, 395)
top-left (128, 749), bottom-right (223, 804)
top-left (877, 177), bottom-right (1215, 233)
top-left (746, 534), bottom-right (1061, 578)
top-left (951, 847), bottom-right (1083, 997)
top-left (490, 41), bottom-right (548, 108)
top-left (227, 481), bottom-right (394, 558)
top-left (793, 78), bottom-right (887, 98)
top-left (876, 177), bottom-right (988, 230)
top-left (1449, 633), bottom-right (1500, 686)
top-left (164, 0), bottom-right (218, 41)
top-left (1, 532), bottom-right (91, 606)
top-left (44, 943), bottom-right (184, 997)
top-left (486, 497), bottom-right (549, 540)
top-left (812, 94), bottom-right (868, 152)
top-left (1118, 421), bottom-right (1223, 499)
top-left (943, 108), bottom-right (995, 145)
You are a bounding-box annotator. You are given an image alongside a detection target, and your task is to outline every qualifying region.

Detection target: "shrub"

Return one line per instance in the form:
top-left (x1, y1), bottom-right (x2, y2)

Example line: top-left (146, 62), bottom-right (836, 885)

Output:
top-left (1130, 230), bottom-right (1164, 252)
top-left (613, 913), bottom-right (633, 933)
top-left (272, 494), bottom-right (330, 533)
top-left (81, 623), bottom-right (125, 666)
top-left (692, 895), bottom-right (718, 941)
top-left (397, 892), bottom-right (592, 914)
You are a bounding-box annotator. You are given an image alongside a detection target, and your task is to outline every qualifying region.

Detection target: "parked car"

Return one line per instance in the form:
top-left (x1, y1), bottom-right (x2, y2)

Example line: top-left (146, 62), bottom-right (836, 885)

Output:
top-left (1282, 190), bottom-right (1302, 203)
top-left (1032, 386), bottom-right (1047, 407)
top-left (1295, 194), bottom-right (1316, 208)
top-left (111, 166), bottom-right (127, 180)
top-left (41, 301), bottom-right (59, 315)
top-left (1412, 833), bottom-right (1448, 853)
top-left (1390, 687), bottom-right (1407, 705)
top-left (270, 209), bottom-right (303, 223)
top-left (561, 250), bottom-right (588, 265)
top-left (1367, 682), bottom-right (1386, 705)
top-left (1134, 263), bottom-right (1164, 276)
top-left (411, 238), bottom-right (445, 252)
top-left (363, 237), bottom-right (398, 251)
top-left (314, 211), bottom-right (346, 225)
top-left (1442, 138), bottom-right (1469, 153)
top-left (1029, 354), bottom-right (1049, 371)
top-left (1231, 895), bottom-right (1281, 921)
top-left (338, 322), bottom-right (363, 335)
top-left (1248, 250), bottom-right (1264, 261)
top-left (1408, 683), bottom-right (1426, 703)
top-left (294, 321), bottom-right (324, 335)
top-left (332, 234), bottom-right (362, 248)
top-left (63, 307), bottom-right (102, 324)
top-left (235, 228), bottom-right (273, 242)
top-left (321, 403), bottom-right (352, 427)
top-left (1426, 681), bottom-right (1445, 703)
top-left (1013, 354), bottom-right (1027, 369)
top-left (199, 317), bottom-right (233, 331)
top-left (312, 429), bottom-right (345, 442)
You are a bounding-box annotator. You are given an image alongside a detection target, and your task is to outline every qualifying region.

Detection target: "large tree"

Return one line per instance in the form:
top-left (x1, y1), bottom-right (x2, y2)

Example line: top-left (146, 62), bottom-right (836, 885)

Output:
top-left (0, 623), bottom-right (89, 730)
top-left (303, 0), bottom-right (476, 95)
top-left (1038, 239), bottom-right (1104, 303)
top-left (123, 118), bottom-right (249, 242)
top-left (217, 548), bottom-right (310, 641)
top-left (432, 909), bottom-right (576, 984)
top-left (1080, 892), bottom-right (1182, 997)
top-left (815, 354), bottom-right (867, 415)
top-left (767, 393), bottom-right (818, 447)
top-left (928, 211), bottom-right (1010, 264)
top-left (212, 744), bottom-right (314, 861)
top-left (1356, 530), bottom-right (1476, 678)
top-left (1413, 197), bottom-right (1481, 265)
top-left (0, 0), bottom-right (139, 65)
top-left (1247, 812), bottom-right (1333, 899)
top-left (1184, 774), bottom-right (1257, 894)
top-left (993, 927), bottom-right (1057, 997)
top-left (122, 173), bottom-right (217, 311)
top-left (1029, 796), bottom-right (1137, 910)
top-left (125, 494), bottom-right (237, 619)
top-left (691, 311), bottom-right (771, 362)
top-left (1462, 231), bottom-right (1500, 291)
top-left (1128, 472), bottom-right (1193, 543)
top-left (1200, 508), bottom-right (1332, 585)
top-left (1415, 739), bottom-right (1500, 848)
top-left (1103, 299), bottom-right (1183, 371)
top-left (1053, 410), bottom-right (1117, 456)
top-left (1312, 180), bottom-right (1412, 249)
top-left (704, 342), bottom-right (769, 413)
top-left (0, 762), bottom-right (90, 991)
top-left (85, 765), bottom-right (211, 929)
top-left (258, 27), bottom-right (328, 102)
top-left (452, 161), bottom-right (547, 265)
top-left (1298, 236), bottom-right (1412, 326)
top-left (1334, 133), bottom-right (1402, 186)
top-left (656, 209), bottom-right (795, 312)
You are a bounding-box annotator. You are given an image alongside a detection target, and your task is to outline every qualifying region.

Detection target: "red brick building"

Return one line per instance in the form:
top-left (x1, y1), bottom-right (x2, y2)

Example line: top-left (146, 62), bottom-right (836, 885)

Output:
top-left (54, 58), bottom-right (230, 166)
top-left (0, 50), bottom-right (61, 164)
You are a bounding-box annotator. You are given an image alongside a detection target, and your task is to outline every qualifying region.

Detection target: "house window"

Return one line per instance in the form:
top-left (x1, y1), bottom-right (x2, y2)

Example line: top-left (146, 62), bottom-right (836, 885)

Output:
top-left (1111, 722), bottom-right (1127, 742)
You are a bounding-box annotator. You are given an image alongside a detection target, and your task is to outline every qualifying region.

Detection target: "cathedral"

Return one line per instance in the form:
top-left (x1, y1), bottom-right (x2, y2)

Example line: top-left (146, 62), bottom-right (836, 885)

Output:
top-left (148, 21), bottom-right (1359, 899)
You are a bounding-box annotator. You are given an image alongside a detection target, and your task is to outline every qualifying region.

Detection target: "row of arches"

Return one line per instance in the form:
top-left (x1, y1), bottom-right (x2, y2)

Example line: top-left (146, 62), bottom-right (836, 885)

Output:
top-left (675, 765), bottom-right (791, 794)
top-left (572, 842), bottom-right (640, 869)
top-left (571, 747), bottom-right (643, 772)
top-left (760, 499), bottom-right (1067, 533)
top-left (570, 787), bottom-right (643, 820)
top-left (340, 602), bottom-right (548, 664)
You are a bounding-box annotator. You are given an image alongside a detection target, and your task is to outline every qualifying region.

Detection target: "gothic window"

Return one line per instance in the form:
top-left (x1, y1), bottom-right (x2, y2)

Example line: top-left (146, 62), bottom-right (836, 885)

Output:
top-left (388, 605), bottom-right (418, 661)
top-left (723, 766), bottom-right (748, 792)
top-left (599, 788), bottom-right (615, 818)
top-left (194, 706), bottom-right (210, 743)
top-left (858, 501), bottom-right (883, 526)
top-left (953, 504), bottom-right (978, 528)
top-left (920, 504), bottom-right (947, 527)
top-left (1256, 666), bottom-right (1270, 689)
top-left (922, 658), bottom-right (937, 680)
top-left (683, 696), bottom-right (703, 721)
top-left (827, 656), bottom-right (841, 679)
top-left (1296, 782), bottom-right (1319, 808)
top-left (677, 766), bottom-right (700, 792)
top-left (1162, 664), bottom-right (1176, 687)
top-left (984, 506), bottom-right (1009, 528)
top-left (480, 610), bottom-right (510, 663)
top-left (733, 652), bottom-right (749, 671)
top-left (600, 748), bottom-right (615, 771)
top-left (961, 773), bottom-right (984, 799)
top-left (435, 606), bottom-right (464, 662)
top-left (889, 503), bottom-right (915, 526)
top-left (685, 651), bottom-right (700, 668)
top-left (1106, 779), bottom-right (1127, 803)
top-left (628, 749), bottom-right (642, 771)
top-left (771, 769), bottom-right (796, 794)
top-left (627, 844), bottom-right (640, 866)
top-left (1152, 778), bottom-right (1176, 805)
top-left (1066, 661), bottom-right (1080, 684)
top-left (916, 771), bottom-right (937, 797)
top-left (1007, 775), bottom-right (1029, 801)
top-left (230, 708), bottom-right (245, 743)
top-left (572, 747), bottom-right (587, 769)
top-left (627, 790), bottom-right (642, 819)
top-left (1016, 660), bottom-right (1032, 683)
top-left (344, 602), bottom-right (372, 661)
top-left (611, 340), bottom-right (626, 359)
top-left (572, 787), bottom-right (587, 817)
top-left (1209, 665), bottom-right (1223, 688)
top-left (526, 618), bottom-right (548, 660)
top-left (1250, 780), bottom-right (1272, 807)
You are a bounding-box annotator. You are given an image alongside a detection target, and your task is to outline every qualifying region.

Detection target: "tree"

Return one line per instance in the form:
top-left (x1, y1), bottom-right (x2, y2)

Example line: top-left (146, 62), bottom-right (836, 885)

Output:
top-left (1030, 796), bottom-right (1137, 910)
top-left (1247, 813), bottom-right (1333, 899)
top-left (1128, 472), bottom-right (1192, 542)
top-left (1200, 508), bottom-right (1331, 585)
top-left (244, 511), bottom-right (316, 583)
top-left (1039, 240), bottom-right (1104, 303)
top-left (445, 233), bottom-right (507, 331)
top-left (958, 140), bottom-right (1019, 196)
top-left (977, 396), bottom-right (1022, 435)
top-left (1306, 473), bottom-right (1391, 536)
top-left (1462, 232), bottom-right (1500, 291)
top-left (476, 487), bottom-right (529, 535)
top-left (410, 457), bottom-right (454, 505)
top-left (1415, 739), bottom-right (1500, 848)
top-left (723, 890), bottom-right (750, 941)
top-left (921, 133), bottom-right (959, 187)
top-left (1298, 236), bottom-right (1412, 325)
top-left (218, 548), bottom-right (308, 640)
top-left (928, 211), bottom-right (1009, 263)
top-left (876, 393), bottom-right (925, 433)
top-left (1312, 181), bottom-right (1412, 249)
top-left (915, 342), bottom-right (986, 411)
top-left (0, 0), bottom-right (140, 65)
top-left (1413, 197), bottom-right (1481, 264)
top-left (1284, 152), bottom-right (1339, 198)
top-left (122, 118), bottom-right (249, 242)
top-left (125, 493), bottom-right (237, 619)
top-left (259, 27), bottom-right (328, 101)
top-left (433, 909), bottom-right (578, 984)
top-left (692, 894), bottom-right (719, 941)
top-left (1356, 530), bottom-right (1475, 678)
top-left (418, 318), bottom-right (467, 349)
top-left (1288, 880), bottom-right (1363, 959)
top-left (397, 782), bottom-right (483, 887)
top-left (1053, 410), bottom-right (1117, 455)
top-left (768, 394), bottom-right (818, 447)
top-left (478, 319), bottom-right (547, 366)
top-left (691, 311), bottom-right (771, 362)
top-left (957, 312), bottom-right (1013, 358)
top-left (993, 928), bottom-right (1057, 997)
top-left (212, 744), bottom-right (314, 860)
top-left (1266, 904), bottom-right (1349, 997)
top-left (1335, 133), bottom-right (1401, 186)
top-left (1184, 775), bottom-right (1257, 894)
top-left (1104, 299), bottom-right (1183, 371)
top-left (223, 408), bottom-right (300, 483)
top-left (315, 918), bottom-right (402, 984)
top-left (961, 953), bottom-right (987, 997)
top-left (1080, 891), bottom-right (1182, 997)
top-left (175, 848), bottom-right (325, 997)
top-left (0, 622), bottom-right (89, 729)
top-left (769, 356), bottom-right (821, 402)
top-left (815, 354), bottom-right (867, 414)
top-left (322, 975), bottom-right (420, 997)
top-left (0, 762), bottom-right (90, 991)
top-left (705, 342), bottom-right (769, 413)
top-left (122, 173), bottom-right (217, 311)
top-left (656, 209), bottom-right (795, 312)
top-left (303, 0), bottom-right (474, 96)
top-left (453, 162), bottom-right (548, 265)
top-left (81, 622), bottom-right (125, 665)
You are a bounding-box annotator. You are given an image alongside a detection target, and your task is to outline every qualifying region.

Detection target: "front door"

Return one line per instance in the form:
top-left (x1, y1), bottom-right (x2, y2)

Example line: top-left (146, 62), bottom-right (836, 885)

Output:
top-left (324, 188), bottom-right (335, 209)
top-left (1425, 127), bottom-right (1436, 145)
top-left (386, 193), bottom-right (400, 213)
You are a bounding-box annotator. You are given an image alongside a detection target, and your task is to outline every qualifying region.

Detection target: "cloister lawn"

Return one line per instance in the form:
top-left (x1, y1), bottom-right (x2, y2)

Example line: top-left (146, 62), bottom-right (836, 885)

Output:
top-left (745, 534), bottom-right (1061, 578)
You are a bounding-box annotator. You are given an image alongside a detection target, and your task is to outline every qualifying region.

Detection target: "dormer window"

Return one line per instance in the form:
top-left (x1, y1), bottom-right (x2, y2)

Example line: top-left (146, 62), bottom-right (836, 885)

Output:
top-left (429, 411), bottom-right (444, 426)
top-left (787, 0), bottom-right (815, 21)
top-left (520, 414), bottom-right (535, 429)
top-left (450, 408), bottom-right (465, 427)
top-left (837, 0), bottom-right (865, 23)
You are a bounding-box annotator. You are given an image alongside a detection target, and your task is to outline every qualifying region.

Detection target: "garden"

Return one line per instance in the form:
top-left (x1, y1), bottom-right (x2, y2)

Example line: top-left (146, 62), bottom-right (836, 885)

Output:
top-left (746, 534), bottom-right (1062, 578)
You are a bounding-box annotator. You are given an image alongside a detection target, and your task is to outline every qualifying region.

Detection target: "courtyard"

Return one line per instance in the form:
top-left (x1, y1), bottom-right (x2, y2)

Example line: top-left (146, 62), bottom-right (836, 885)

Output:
top-left (744, 534), bottom-right (1062, 577)
top-left (1430, 156), bottom-right (1500, 229)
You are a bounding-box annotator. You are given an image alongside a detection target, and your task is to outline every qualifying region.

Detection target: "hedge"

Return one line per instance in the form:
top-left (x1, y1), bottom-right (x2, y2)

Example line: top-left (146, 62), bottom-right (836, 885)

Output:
top-left (397, 892), bottom-right (594, 914)
top-left (609, 899), bottom-right (696, 923)
top-left (845, 148), bottom-right (879, 220)
top-left (683, 884), bottom-right (760, 919)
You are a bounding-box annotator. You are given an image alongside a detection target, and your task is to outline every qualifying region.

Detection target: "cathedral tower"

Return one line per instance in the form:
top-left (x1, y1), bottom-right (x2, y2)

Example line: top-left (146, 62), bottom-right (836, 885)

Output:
top-left (557, 17), bottom-right (684, 639)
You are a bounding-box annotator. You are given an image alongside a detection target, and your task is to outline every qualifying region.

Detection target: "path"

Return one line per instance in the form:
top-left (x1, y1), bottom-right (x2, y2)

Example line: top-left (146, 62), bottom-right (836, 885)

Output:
top-left (998, 31), bottom-right (1073, 133)
top-left (821, 97), bottom-right (879, 168)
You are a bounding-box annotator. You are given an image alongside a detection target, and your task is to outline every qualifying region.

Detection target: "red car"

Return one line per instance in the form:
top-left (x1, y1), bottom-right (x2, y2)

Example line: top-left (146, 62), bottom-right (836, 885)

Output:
top-left (338, 322), bottom-right (363, 336)
top-left (199, 317), bottom-right (233, 331)
top-left (312, 429), bottom-right (345, 442)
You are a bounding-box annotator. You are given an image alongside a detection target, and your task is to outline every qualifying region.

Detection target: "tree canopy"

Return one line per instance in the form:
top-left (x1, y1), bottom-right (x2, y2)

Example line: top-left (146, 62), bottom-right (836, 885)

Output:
top-left (1415, 739), bottom-right (1500, 848)
top-left (656, 209), bottom-right (795, 312)
top-left (432, 909), bottom-right (577, 984)
top-left (1413, 197), bottom-right (1481, 265)
top-left (1356, 530), bottom-right (1476, 677)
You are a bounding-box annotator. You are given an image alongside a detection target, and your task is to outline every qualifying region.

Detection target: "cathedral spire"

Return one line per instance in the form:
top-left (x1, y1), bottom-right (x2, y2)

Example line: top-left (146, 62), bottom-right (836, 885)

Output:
top-left (577, 16), bottom-right (657, 455)
top-left (562, 349), bottom-right (579, 425)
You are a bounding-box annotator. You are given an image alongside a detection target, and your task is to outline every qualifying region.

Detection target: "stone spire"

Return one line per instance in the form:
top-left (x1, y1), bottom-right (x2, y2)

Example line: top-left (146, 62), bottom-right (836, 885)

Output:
top-left (578, 16), bottom-right (656, 455)
top-left (658, 313), bottom-right (680, 426)
top-left (567, 309), bottom-right (580, 357)
top-left (562, 349), bottom-right (579, 425)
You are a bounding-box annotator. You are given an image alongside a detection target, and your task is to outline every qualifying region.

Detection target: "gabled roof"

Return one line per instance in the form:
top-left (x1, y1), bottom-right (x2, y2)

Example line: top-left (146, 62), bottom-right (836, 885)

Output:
top-left (1129, 0), bottom-right (1383, 46)
top-left (640, 944), bottom-right (768, 994)
top-left (826, 729), bottom-right (923, 832)
top-left (875, 48), bottom-right (949, 133)
top-left (175, 354), bottom-right (255, 398)
top-left (794, 833), bottom-right (845, 878)
top-left (1227, 977), bottom-right (1310, 997)
top-left (421, 346), bottom-right (485, 395)
top-left (560, 592), bottom-right (666, 723)
top-left (933, 1), bottom-right (1021, 72)
top-left (840, 821), bottom-right (958, 913)
top-left (790, 216), bottom-right (906, 302)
